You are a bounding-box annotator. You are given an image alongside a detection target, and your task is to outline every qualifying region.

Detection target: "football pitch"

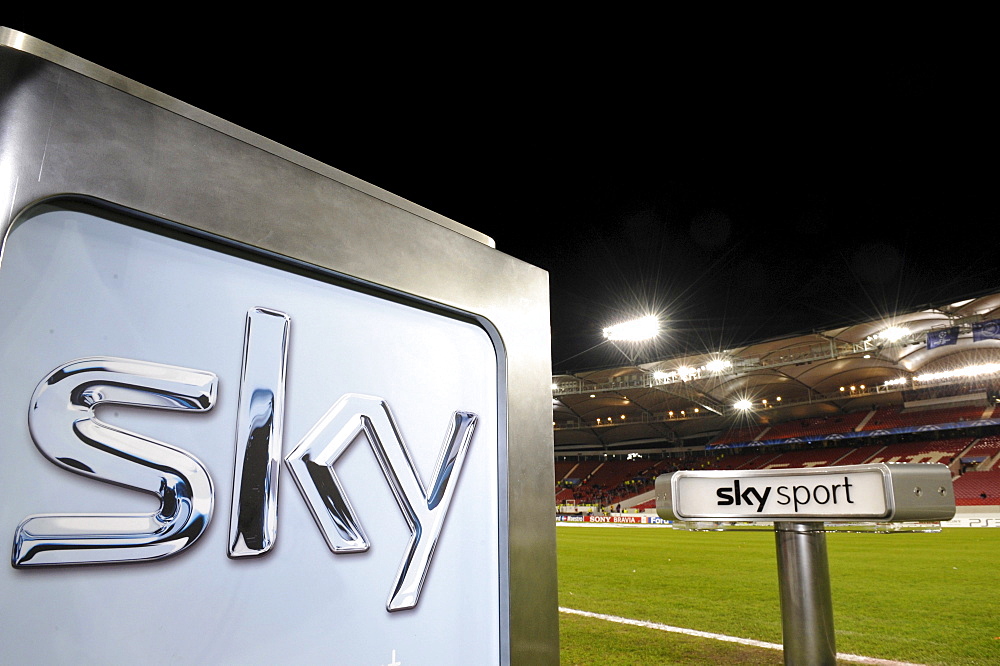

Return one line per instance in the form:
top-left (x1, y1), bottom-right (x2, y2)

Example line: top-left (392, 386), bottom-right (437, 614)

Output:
top-left (557, 524), bottom-right (999, 665)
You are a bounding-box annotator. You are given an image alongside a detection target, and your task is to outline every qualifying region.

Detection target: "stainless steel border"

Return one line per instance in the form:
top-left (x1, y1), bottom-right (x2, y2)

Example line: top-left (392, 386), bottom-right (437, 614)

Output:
top-left (0, 26), bottom-right (494, 249)
top-left (0, 28), bottom-right (556, 664)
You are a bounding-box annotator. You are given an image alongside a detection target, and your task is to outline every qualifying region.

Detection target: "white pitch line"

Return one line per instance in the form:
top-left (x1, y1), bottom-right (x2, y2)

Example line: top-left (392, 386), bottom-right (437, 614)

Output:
top-left (559, 607), bottom-right (923, 665)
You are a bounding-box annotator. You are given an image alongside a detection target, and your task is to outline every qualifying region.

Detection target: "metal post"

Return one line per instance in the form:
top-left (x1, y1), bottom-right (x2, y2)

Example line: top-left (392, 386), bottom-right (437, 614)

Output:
top-left (774, 522), bottom-right (836, 665)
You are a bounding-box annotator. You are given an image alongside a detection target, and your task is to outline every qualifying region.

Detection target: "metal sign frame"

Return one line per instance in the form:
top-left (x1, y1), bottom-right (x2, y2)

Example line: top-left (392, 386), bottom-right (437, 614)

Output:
top-left (0, 27), bottom-right (557, 664)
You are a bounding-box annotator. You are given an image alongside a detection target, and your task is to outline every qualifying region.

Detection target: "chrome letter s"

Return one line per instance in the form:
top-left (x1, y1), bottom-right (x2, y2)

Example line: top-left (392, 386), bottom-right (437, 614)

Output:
top-left (13, 358), bottom-right (217, 567)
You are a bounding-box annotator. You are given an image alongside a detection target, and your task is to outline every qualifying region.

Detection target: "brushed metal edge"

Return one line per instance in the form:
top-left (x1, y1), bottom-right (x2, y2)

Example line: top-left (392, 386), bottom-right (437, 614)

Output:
top-left (0, 26), bottom-right (496, 249)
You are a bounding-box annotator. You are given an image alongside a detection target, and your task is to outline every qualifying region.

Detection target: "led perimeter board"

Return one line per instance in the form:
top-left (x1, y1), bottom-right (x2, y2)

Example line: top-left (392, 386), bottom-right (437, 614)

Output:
top-left (0, 28), bottom-right (557, 664)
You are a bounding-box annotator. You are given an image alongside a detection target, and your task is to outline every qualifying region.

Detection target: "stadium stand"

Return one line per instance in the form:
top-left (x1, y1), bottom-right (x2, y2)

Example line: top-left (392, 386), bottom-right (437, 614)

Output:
top-left (704, 450), bottom-right (775, 470)
top-left (861, 405), bottom-right (988, 431)
top-left (554, 459), bottom-right (578, 483)
top-left (957, 435), bottom-right (1000, 469)
top-left (952, 470), bottom-right (1000, 505)
top-left (554, 293), bottom-right (1000, 510)
top-left (559, 437), bottom-right (1000, 509)
top-left (863, 437), bottom-right (971, 465)
top-left (707, 424), bottom-right (769, 446)
top-left (763, 413), bottom-right (868, 440)
top-left (830, 444), bottom-right (889, 467)
top-left (756, 445), bottom-right (860, 469)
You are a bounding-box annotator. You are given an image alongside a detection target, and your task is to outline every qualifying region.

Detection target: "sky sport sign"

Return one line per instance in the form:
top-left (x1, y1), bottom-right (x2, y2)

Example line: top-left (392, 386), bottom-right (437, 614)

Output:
top-left (656, 463), bottom-right (956, 664)
top-left (672, 468), bottom-right (887, 520)
top-left (657, 463), bottom-right (956, 523)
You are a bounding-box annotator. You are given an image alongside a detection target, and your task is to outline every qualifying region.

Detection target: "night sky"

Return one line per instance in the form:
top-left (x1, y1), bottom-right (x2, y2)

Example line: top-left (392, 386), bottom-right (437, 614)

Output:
top-left (4, 19), bottom-right (995, 371)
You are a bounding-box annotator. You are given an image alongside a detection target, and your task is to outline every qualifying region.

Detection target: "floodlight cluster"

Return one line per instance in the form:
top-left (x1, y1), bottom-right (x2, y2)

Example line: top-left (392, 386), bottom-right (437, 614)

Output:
top-left (874, 326), bottom-right (911, 342)
top-left (914, 363), bottom-right (1000, 383)
top-left (704, 358), bottom-right (732, 373)
top-left (602, 315), bottom-right (659, 342)
top-left (652, 358), bottom-right (732, 385)
top-left (882, 363), bottom-right (1000, 387)
top-left (733, 395), bottom-right (782, 410)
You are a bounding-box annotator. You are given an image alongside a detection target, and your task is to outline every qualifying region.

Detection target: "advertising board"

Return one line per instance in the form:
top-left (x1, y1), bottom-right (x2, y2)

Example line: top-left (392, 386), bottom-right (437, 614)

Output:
top-left (0, 28), bottom-right (557, 664)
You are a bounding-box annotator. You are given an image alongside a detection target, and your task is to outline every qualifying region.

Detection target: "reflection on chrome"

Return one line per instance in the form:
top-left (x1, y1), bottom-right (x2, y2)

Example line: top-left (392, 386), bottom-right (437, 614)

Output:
top-left (285, 394), bottom-right (477, 611)
top-left (13, 357), bottom-right (217, 567)
top-left (229, 308), bottom-right (290, 558)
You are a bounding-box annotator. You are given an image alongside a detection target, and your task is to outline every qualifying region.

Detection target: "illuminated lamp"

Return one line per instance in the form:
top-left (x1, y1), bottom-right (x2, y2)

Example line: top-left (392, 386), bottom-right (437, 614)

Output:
top-left (602, 315), bottom-right (660, 342)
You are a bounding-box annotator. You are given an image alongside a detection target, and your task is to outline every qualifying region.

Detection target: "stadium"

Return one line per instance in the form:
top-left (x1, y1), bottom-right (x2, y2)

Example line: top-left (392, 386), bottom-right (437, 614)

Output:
top-left (552, 295), bottom-right (1000, 665)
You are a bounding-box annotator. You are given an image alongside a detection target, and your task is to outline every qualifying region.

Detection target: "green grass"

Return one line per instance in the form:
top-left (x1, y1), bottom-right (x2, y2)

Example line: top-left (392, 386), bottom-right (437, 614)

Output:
top-left (557, 525), bottom-right (1000, 665)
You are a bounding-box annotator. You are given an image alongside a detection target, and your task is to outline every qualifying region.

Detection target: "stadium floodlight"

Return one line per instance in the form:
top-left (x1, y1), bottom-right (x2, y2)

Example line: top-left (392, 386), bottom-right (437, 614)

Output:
top-left (705, 358), bottom-right (732, 373)
top-left (877, 326), bottom-right (910, 342)
top-left (602, 315), bottom-right (660, 342)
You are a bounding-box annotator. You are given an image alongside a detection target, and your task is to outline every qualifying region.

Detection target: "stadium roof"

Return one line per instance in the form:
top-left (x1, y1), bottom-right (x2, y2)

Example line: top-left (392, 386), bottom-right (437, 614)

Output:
top-left (553, 292), bottom-right (1000, 456)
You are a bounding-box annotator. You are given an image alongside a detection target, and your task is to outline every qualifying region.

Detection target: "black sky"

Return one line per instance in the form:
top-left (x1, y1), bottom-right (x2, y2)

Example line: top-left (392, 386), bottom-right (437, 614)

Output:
top-left (4, 19), bottom-right (995, 372)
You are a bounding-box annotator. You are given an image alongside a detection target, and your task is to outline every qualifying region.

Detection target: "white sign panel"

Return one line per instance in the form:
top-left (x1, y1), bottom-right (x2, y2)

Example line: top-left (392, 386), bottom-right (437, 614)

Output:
top-left (0, 204), bottom-right (504, 663)
top-left (671, 467), bottom-right (891, 521)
